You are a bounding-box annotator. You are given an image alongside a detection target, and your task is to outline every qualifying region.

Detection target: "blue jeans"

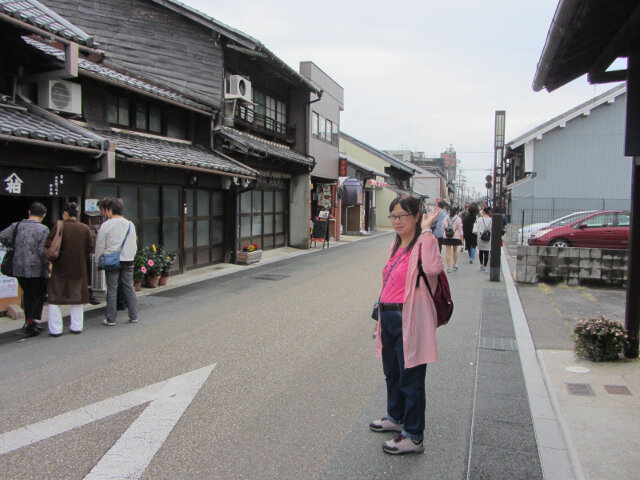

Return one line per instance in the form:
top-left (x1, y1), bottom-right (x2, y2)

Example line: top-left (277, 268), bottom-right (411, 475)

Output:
top-left (469, 247), bottom-right (477, 260)
top-left (105, 262), bottom-right (138, 323)
top-left (380, 309), bottom-right (427, 442)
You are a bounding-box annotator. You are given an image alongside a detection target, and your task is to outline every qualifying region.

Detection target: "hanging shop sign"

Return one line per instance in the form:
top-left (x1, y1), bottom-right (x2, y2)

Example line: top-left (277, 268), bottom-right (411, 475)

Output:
top-left (366, 179), bottom-right (388, 188)
top-left (0, 167), bottom-right (83, 197)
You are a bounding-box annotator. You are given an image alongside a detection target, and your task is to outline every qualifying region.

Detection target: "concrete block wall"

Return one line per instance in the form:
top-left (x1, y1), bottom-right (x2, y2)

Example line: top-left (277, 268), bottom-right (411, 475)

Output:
top-left (515, 246), bottom-right (628, 286)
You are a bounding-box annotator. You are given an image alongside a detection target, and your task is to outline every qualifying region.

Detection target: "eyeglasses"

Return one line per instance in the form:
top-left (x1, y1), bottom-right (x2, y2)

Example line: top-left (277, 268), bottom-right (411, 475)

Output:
top-left (387, 213), bottom-right (413, 222)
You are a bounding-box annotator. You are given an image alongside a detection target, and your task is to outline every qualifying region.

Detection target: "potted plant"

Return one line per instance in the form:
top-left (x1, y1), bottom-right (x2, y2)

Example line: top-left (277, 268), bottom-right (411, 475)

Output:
top-left (237, 243), bottom-right (262, 265)
top-left (157, 245), bottom-right (176, 286)
top-left (133, 251), bottom-right (146, 291)
top-left (141, 245), bottom-right (163, 288)
top-left (573, 315), bottom-right (629, 362)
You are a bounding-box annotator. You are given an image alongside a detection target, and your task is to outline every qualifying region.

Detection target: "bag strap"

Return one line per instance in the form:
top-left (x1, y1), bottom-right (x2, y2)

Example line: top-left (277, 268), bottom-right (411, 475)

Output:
top-left (416, 259), bottom-right (435, 299)
top-left (115, 222), bottom-right (132, 254)
top-left (10, 220), bottom-right (21, 247)
top-left (378, 249), bottom-right (408, 302)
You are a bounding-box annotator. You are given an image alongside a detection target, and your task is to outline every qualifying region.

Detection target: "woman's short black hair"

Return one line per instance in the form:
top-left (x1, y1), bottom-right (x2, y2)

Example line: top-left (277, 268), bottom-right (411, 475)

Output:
top-left (98, 197), bottom-right (124, 215)
top-left (63, 202), bottom-right (79, 217)
top-left (28, 202), bottom-right (47, 217)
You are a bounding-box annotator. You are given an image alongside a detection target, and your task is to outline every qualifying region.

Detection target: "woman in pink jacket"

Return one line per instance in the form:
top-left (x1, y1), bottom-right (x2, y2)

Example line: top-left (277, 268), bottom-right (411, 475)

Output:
top-left (370, 194), bottom-right (444, 455)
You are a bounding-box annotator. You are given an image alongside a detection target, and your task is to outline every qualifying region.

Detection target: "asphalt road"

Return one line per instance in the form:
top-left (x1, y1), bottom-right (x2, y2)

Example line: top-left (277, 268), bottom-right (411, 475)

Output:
top-left (0, 234), bottom-right (482, 480)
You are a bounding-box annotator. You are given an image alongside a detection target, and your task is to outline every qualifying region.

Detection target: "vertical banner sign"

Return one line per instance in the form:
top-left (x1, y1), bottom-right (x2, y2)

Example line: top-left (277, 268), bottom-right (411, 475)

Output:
top-left (339, 158), bottom-right (347, 177)
top-left (0, 248), bottom-right (19, 299)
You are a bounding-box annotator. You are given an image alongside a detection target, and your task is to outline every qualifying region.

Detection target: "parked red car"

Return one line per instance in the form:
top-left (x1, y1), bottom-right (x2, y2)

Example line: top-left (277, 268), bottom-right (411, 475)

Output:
top-left (527, 210), bottom-right (630, 249)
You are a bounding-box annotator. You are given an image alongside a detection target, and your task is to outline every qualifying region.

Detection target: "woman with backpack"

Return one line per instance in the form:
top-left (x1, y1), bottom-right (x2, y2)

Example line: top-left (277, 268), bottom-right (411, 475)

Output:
top-left (462, 203), bottom-right (479, 264)
top-left (441, 207), bottom-right (463, 273)
top-left (475, 207), bottom-right (492, 272)
top-left (370, 195), bottom-right (443, 455)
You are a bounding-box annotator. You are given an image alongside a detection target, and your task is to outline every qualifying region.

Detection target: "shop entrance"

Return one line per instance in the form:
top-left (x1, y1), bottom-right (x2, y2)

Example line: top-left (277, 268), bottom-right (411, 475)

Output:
top-left (0, 196), bottom-right (55, 230)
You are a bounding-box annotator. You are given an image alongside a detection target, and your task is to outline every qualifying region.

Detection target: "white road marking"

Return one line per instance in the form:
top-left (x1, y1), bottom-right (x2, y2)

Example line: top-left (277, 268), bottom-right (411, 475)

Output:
top-left (0, 363), bottom-right (216, 480)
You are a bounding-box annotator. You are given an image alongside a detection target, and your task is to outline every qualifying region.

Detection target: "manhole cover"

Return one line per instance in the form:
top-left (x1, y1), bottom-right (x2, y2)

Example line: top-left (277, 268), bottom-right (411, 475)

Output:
top-left (604, 385), bottom-right (632, 395)
top-left (565, 366), bottom-right (590, 374)
top-left (566, 383), bottom-right (595, 396)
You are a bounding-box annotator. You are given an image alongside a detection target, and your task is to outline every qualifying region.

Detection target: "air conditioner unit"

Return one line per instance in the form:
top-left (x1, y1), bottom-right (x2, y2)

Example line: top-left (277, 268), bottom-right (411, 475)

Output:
top-left (38, 80), bottom-right (82, 114)
top-left (225, 75), bottom-right (252, 102)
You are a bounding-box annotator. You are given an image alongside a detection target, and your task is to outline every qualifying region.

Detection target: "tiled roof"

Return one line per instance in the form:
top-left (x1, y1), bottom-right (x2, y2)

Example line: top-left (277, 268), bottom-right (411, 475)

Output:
top-left (24, 37), bottom-right (213, 112)
top-left (217, 127), bottom-right (313, 167)
top-left (98, 130), bottom-right (257, 177)
top-left (0, 0), bottom-right (95, 47)
top-left (0, 96), bottom-right (106, 149)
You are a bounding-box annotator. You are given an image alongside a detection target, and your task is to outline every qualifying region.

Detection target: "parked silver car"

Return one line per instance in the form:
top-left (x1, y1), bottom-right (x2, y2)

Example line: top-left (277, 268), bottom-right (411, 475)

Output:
top-left (517, 210), bottom-right (598, 244)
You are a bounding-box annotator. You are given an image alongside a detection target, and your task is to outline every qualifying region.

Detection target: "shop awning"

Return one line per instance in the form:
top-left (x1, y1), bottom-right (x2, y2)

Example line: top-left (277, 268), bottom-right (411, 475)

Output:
top-left (217, 126), bottom-right (314, 168)
top-left (339, 176), bottom-right (363, 205)
top-left (100, 130), bottom-right (257, 178)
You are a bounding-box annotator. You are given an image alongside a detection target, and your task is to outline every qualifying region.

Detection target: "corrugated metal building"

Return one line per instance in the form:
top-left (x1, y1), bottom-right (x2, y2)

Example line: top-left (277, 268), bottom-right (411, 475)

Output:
top-left (506, 84), bottom-right (631, 224)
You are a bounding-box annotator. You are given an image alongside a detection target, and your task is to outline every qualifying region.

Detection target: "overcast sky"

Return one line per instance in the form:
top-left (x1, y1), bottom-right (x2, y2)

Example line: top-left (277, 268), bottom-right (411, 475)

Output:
top-left (187, 0), bottom-right (624, 192)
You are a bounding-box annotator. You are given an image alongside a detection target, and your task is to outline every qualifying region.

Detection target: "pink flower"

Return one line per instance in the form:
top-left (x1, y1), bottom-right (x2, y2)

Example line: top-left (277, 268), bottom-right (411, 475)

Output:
top-left (147, 260), bottom-right (154, 266)
top-left (141, 266), bottom-right (147, 274)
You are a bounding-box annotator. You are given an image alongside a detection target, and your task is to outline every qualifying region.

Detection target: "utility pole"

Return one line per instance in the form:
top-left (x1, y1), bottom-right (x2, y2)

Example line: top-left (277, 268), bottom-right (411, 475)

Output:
top-left (490, 111), bottom-right (506, 282)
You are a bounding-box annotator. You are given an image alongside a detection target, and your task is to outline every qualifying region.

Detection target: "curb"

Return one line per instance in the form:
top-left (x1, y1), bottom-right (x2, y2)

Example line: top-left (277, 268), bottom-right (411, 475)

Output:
top-left (501, 248), bottom-right (576, 480)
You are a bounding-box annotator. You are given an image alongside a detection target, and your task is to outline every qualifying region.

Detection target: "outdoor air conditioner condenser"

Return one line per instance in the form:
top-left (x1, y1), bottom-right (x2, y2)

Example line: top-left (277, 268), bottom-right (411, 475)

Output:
top-left (38, 80), bottom-right (82, 114)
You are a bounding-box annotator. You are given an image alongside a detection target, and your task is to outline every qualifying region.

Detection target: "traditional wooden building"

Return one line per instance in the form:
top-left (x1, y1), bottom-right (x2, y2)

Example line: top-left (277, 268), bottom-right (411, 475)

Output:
top-left (2, 0), bottom-right (321, 274)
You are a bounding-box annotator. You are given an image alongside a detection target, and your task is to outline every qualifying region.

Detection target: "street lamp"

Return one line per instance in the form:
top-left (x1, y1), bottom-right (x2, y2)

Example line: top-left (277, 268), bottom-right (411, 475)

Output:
top-left (490, 110), bottom-right (506, 282)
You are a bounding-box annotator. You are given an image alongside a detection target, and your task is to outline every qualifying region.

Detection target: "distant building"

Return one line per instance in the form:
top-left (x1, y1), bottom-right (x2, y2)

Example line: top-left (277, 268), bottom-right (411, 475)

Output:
top-left (505, 84), bottom-right (630, 224)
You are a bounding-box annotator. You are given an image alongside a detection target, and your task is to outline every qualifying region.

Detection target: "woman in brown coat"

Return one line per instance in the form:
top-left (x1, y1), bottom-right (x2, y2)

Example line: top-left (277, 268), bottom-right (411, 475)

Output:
top-left (46, 202), bottom-right (95, 336)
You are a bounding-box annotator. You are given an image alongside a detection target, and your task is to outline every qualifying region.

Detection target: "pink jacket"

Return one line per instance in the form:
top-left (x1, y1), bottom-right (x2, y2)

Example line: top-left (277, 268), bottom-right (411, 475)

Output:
top-left (375, 233), bottom-right (444, 368)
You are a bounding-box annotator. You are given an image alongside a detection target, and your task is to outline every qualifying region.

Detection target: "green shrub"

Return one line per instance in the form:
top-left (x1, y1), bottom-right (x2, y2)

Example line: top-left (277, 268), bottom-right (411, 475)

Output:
top-left (573, 315), bottom-right (629, 362)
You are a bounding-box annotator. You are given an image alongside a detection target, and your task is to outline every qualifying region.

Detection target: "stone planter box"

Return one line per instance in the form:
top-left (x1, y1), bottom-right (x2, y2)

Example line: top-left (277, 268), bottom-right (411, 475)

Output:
top-left (237, 250), bottom-right (262, 265)
top-left (515, 246), bottom-right (627, 287)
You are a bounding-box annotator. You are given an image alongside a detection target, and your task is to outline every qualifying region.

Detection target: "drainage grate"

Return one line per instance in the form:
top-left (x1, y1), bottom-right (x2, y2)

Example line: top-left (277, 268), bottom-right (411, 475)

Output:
top-left (251, 274), bottom-right (289, 281)
top-left (566, 383), bottom-right (595, 396)
top-left (478, 337), bottom-right (518, 351)
top-left (482, 288), bottom-right (508, 299)
top-left (604, 385), bottom-right (632, 395)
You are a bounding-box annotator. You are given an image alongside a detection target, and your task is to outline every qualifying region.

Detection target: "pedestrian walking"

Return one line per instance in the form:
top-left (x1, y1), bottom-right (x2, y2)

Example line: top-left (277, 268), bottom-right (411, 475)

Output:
top-left (476, 207), bottom-right (492, 272)
top-left (45, 202), bottom-right (95, 336)
top-left (0, 202), bottom-right (49, 336)
top-left (432, 200), bottom-right (447, 253)
top-left (95, 198), bottom-right (139, 326)
top-left (370, 194), bottom-right (443, 455)
top-left (441, 207), bottom-right (463, 272)
top-left (462, 203), bottom-right (479, 264)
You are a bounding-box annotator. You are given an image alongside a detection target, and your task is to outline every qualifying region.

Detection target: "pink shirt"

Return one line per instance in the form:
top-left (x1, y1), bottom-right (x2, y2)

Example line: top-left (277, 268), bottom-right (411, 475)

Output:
top-left (375, 234), bottom-right (444, 368)
top-left (379, 247), bottom-right (410, 303)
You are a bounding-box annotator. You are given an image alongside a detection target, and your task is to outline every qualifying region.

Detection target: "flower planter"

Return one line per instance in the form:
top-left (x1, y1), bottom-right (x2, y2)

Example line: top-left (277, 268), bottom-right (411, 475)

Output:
top-left (237, 250), bottom-right (262, 265)
top-left (159, 274), bottom-right (169, 286)
top-left (144, 275), bottom-right (160, 288)
top-left (134, 279), bottom-right (143, 291)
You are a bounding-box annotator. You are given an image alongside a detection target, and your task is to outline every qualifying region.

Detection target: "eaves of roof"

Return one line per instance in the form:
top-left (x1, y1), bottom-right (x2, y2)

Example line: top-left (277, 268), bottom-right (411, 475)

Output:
top-left (339, 131), bottom-right (415, 175)
top-left (0, 96), bottom-right (107, 151)
top-left (217, 127), bottom-right (313, 168)
top-left (0, 0), bottom-right (95, 47)
top-left (342, 154), bottom-right (388, 178)
top-left (532, 0), bottom-right (639, 92)
top-left (507, 83), bottom-right (626, 149)
top-left (99, 130), bottom-right (257, 178)
top-left (150, 0), bottom-right (321, 96)
top-left (23, 37), bottom-right (214, 114)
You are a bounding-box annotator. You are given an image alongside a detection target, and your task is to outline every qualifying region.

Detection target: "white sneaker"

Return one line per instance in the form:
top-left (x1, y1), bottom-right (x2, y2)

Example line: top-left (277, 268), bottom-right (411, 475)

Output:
top-left (447, 267), bottom-right (452, 273)
top-left (382, 434), bottom-right (424, 455)
top-left (369, 417), bottom-right (404, 433)
top-left (453, 265), bottom-right (459, 271)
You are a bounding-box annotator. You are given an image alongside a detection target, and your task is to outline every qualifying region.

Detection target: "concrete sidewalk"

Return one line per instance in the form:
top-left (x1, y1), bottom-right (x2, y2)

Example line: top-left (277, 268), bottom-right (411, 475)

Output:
top-left (502, 241), bottom-right (640, 480)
